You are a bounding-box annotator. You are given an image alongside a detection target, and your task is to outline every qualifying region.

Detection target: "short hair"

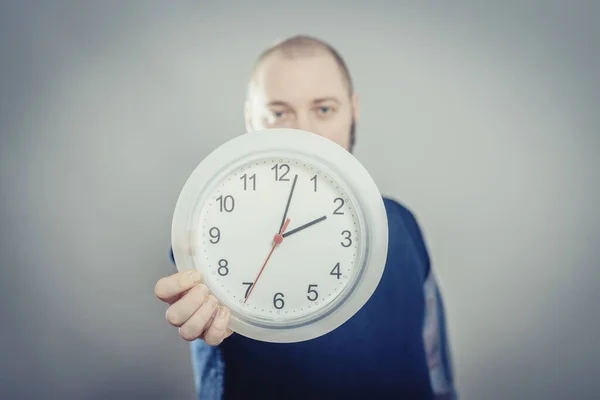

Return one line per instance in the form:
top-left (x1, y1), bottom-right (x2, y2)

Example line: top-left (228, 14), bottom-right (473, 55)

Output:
top-left (248, 35), bottom-right (354, 95)
top-left (247, 35), bottom-right (357, 150)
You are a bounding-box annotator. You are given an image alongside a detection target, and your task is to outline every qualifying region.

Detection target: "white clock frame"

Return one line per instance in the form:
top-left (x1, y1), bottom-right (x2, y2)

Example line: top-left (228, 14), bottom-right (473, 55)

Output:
top-left (171, 128), bottom-right (388, 343)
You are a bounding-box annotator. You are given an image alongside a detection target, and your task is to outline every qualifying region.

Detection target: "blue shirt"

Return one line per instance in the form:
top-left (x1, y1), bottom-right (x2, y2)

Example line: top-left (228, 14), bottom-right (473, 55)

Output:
top-left (170, 197), bottom-right (456, 399)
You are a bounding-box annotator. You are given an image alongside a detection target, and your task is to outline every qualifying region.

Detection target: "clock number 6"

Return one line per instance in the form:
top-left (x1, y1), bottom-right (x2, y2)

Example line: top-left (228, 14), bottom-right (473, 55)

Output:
top-left (341, 230), bottom-right (352, 247)
top-left (218, 259), bottom-right (229, 276)
top-left (273, 292), bottom-right (285, 309)
top-left (307, 284), bottom-right (319, 301)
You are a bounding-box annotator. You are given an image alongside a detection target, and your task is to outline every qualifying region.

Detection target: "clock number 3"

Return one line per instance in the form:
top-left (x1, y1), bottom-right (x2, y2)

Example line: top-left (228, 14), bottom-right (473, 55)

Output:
top-left (341, 230), bottom-right (352, 247)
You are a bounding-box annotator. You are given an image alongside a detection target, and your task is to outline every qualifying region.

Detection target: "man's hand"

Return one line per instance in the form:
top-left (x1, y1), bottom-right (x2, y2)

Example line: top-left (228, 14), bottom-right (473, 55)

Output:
top-left (155, 270), bottom-right (233, 346)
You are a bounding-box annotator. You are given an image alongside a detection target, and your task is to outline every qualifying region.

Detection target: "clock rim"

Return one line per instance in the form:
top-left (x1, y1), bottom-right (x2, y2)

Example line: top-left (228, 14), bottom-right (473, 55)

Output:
top-left (172, 128), bottom-right (388, 343)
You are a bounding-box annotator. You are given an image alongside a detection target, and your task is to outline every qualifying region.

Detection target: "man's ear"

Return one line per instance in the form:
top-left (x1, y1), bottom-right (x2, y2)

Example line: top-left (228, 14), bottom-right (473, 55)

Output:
top-left (244, 100), bottom-right (255, 132)
top-left (351, 92), bottom-right (360, 123)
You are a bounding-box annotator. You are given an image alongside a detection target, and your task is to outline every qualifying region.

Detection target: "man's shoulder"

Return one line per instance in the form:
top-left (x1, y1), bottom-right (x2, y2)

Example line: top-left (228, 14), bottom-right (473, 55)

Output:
top-left (382, 195), bottom-right (431, 277)
top-left (382, 196), bottom-right (420, 232)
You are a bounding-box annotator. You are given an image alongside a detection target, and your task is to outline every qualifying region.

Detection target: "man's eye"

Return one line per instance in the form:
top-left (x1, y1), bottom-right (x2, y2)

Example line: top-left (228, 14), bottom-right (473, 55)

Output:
top-left (316, 106), bottom-right (334, 116)
top-left (273, 110), bottom-right (286, 118)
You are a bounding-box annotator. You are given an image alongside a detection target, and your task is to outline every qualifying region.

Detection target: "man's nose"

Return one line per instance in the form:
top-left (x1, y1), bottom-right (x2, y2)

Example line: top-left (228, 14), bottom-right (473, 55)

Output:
top-left (293, 114), bottom-right (315, 133)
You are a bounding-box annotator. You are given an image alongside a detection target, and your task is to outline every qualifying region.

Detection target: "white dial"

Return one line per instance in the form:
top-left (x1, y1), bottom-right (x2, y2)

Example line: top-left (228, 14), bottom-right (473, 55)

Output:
top-left (195, 157), bottom-right (362, 324)
top-left (172, 128), bottom-right (388, 343)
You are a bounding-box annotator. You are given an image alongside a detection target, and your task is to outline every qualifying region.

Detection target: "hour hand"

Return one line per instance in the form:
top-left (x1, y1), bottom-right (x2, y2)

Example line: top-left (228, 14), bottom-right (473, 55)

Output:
top-left (282, 215), bottom-right (327, 238)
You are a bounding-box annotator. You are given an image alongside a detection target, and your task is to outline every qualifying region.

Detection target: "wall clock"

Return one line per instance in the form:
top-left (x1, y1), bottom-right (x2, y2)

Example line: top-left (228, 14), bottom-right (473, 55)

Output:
top-left (171, 128), bottom-right (388, 343)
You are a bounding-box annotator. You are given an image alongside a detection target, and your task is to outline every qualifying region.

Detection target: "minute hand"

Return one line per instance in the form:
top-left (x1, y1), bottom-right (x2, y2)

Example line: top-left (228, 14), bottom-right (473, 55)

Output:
top-left (282, 215), bottom-right (328, 238)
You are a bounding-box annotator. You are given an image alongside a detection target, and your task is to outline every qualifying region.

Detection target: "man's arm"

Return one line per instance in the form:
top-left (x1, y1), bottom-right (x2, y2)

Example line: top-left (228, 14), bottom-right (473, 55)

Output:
top-left (167, 247), bottom-right (228, 400)
top-left (398, 204), bottom-right (457, 399)
top-left (422, 271), bottom-right (457, 399)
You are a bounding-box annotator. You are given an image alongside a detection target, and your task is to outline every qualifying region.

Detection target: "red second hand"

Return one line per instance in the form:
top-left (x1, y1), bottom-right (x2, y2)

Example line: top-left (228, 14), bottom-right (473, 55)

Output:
top-left (244, 218), bottom-right (291, 303)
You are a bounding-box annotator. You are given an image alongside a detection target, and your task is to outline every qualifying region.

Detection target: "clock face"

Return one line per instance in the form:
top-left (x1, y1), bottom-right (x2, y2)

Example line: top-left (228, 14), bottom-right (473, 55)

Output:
top-left (172, 128), bottom-right (388, 343)
top-left (190, 156), bottom-right (364, 327)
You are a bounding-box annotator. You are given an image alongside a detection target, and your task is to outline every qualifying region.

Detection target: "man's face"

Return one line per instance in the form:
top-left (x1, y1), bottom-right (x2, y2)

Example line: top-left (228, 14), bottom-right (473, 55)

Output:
top-left (245, 52), bottom-right (359, 151)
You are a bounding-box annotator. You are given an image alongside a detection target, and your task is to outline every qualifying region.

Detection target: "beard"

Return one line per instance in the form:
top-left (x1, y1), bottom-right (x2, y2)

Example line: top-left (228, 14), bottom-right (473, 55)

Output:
top-left (349, 119), bottom-right (356, 154)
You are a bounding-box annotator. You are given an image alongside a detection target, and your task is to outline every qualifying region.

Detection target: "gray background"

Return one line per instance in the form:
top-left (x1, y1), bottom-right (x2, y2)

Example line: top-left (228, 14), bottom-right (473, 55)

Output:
top-left (1, 1), bottom-right (598, 399)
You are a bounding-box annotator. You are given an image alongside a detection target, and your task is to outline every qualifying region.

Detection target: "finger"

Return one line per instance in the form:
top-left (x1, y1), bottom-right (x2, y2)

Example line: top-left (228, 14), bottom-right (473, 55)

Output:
top-left (198, 307), bottom-right (218, 340)
top-left (179, 295), bottom-right (219, 341)
top-left (203, 307), bottom-right (231, 346)
top-left (155, 271), bottom-right (202, 304)
top-left (165, 283), bottom-right (210, 327)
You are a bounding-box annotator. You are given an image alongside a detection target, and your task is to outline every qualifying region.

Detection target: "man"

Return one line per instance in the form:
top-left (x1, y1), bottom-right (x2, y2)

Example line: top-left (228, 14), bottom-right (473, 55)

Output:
top-left (155, 35), bottom-right (456, 399)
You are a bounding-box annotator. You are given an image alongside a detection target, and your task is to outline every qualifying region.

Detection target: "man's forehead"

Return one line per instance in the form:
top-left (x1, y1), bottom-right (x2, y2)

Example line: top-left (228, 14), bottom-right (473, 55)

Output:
top-left (252, 52), bottom-right (348, 104)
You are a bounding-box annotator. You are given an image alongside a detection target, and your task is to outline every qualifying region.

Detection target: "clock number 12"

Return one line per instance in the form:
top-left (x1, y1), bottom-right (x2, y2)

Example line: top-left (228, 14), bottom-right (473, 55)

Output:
top-left (271, 164), bottom-right (290, 181)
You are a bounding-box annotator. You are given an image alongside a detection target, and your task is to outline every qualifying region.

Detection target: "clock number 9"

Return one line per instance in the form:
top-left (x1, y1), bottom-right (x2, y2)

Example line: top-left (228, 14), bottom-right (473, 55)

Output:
top-left (273, 292), bottom-right (285, 309)
top-left (209, 227), bottom-right (220, 244)
top-left (218, 259), bottom-right (229, 276)
top-left (341, 230), bottom-right (352, 247)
